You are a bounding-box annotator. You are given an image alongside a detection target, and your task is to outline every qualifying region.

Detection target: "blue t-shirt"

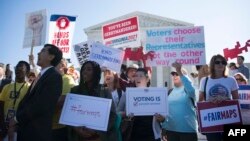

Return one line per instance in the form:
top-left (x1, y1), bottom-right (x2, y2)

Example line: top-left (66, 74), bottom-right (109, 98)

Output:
top-left (162, 75), bottom-right (198, 133)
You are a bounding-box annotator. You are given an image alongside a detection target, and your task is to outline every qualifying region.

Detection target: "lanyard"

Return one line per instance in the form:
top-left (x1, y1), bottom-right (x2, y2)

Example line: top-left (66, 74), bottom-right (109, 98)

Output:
top-left (12, 82), bottom-right (25, 108)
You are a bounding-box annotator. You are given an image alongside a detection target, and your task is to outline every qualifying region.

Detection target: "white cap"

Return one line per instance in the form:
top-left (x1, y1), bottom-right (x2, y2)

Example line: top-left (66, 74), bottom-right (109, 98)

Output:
top-left (127, 64), bottom-right (139, 70)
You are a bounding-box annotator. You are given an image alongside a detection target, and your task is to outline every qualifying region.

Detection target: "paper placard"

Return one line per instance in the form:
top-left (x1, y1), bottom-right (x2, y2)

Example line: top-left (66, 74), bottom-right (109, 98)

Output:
top-left (126, 87), bottom-right (168, 116)
top-left (59, 94), bottom-right (112, 131)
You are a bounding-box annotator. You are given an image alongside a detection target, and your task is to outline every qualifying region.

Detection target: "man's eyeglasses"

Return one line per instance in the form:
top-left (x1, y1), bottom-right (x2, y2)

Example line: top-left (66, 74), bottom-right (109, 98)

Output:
top-left (214, 61), bottom-right (227, 65)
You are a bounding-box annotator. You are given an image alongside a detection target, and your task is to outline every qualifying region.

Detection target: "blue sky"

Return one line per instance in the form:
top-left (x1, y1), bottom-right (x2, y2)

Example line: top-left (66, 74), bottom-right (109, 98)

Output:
top-left (0, 0), bottom-right (249, 70)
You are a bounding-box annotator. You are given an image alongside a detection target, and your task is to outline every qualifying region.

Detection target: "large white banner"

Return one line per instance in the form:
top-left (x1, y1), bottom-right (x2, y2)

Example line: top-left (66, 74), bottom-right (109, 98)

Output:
top-left (145, 26), bottom-right (206, 66)
top-left (48, 15), bottom-right (77, 58)
top-left (59, 94), bottom-right (112, 131)
top-left (23, 9), bottom-right (47, 48)
top-left (89, 42), bottom-right (125, 73)
top-left (102, 16), bottom-right (141, 48)
top-left (126, 87), bottom-right (168, 116)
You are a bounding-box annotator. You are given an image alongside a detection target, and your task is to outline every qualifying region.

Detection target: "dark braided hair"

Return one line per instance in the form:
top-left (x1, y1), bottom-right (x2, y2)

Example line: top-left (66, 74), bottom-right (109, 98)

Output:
top-left (78, 61), bottom-right (101, 93)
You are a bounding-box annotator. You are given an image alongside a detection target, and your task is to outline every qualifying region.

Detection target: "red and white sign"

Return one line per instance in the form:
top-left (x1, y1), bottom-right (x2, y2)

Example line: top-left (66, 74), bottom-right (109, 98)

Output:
top-left (102, 16), bottom-right (141, 48)
top-left (48, 15), bottom-right (77, 58)
top-left (197, 100), bottom-right (242, 133)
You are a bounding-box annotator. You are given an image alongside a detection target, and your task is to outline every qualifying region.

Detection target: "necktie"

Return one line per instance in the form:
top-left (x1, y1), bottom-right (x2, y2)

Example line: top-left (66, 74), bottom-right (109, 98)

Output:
top-left (30, 73), bottom-right (41, 91)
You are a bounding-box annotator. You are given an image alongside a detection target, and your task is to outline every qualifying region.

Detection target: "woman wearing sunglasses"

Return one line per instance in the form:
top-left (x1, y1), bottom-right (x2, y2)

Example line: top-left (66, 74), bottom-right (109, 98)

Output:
top-left (198, 54), bottom-right (239, 141)
top-left (155, 62), bottom-right (198, 141)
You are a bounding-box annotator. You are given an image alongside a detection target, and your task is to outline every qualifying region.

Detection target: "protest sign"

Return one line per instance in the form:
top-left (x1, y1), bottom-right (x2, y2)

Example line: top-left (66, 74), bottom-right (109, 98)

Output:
top-left (197, 100), bottom-right (242, 133)
top-left (102, 16), bottom-right (141, 48)
top-left (23, 9), bottom-right (47, 48)
top-left (74, 41), bottom-right (94, 66)
top-left (145, 26), bottom-right (206, 66)
top-left (89, 42), bottom-right (125, 73)
top-left (238, 85), bottom-right (250, 104)
top-left (48, 15), bottom-right (77, 58)
top-left (238, 85), bottom-right (250, 124)
top-left (59, 94), bottom-right (112, 131)
top-left (126, 87), bottom-right (168, 116)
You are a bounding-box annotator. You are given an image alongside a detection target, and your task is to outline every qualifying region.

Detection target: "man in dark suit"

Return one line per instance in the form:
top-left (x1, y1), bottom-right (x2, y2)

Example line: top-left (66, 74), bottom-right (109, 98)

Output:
top-left (9, 44), bottom-right (63, 141)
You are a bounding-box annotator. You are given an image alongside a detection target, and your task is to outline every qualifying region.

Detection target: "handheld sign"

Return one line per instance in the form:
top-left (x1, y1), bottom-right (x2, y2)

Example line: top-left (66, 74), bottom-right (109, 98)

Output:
top-left (59, 94), bottom-right (112, 131)
top-left (197, 100), bottom-right (242, 133)
top-left (145, 26), bottom-right (206, 66)
top-left (74, 40), bottom-right (94, 66)
top-left (23, 9), bottom-right (47, 54)
top-left (102, 16), bottom-right (141, 48)
top-left (89, 42), bottom-right (125, 73)
top-left (238, 85), bottom-right (250, 125)
top-left (48, 15), bottom-right (77, 58)
top-left (126, 87), bottom-right (168, 116)
top-left (238, 85), bottom-right (250, 105)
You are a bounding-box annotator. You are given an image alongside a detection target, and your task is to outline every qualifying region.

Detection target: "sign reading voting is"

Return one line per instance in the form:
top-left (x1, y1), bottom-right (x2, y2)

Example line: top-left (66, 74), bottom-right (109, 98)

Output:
top-left (89, 42), bottom-right (125, 73)
top-left (59, 94), bottom-right (112, 131)
top-left (126, 87), bottom-right (168, 116)
top-left (197, 100), bottom-right (242, 133)
top-left (145, 26), bottom-right (206, 66)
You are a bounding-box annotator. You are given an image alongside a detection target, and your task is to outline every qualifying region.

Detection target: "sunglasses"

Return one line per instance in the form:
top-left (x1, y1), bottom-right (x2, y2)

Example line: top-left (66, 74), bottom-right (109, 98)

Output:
top-left (214, 61), bottom-right (227, 65)
top-left (235, 78), bottom-right (244, 82)
top-left (171, 72), bottom-right (179, 76)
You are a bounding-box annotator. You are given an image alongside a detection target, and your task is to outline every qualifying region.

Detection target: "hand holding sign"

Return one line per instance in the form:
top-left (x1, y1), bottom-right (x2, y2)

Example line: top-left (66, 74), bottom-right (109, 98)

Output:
top-left (154, 113), bottom-right (166, 123)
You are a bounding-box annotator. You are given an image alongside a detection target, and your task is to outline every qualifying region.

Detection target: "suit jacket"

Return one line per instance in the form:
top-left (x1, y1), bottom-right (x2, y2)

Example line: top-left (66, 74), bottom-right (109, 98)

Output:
top-left (16, 67), bottom-right (62, 141)
top-left (0, 78), bottom-right (12, 93)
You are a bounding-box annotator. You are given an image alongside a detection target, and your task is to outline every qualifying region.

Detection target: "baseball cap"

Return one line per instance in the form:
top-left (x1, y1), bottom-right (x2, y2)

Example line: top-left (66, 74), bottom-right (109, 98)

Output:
top-left (127, 64), bottom-right (139, 70)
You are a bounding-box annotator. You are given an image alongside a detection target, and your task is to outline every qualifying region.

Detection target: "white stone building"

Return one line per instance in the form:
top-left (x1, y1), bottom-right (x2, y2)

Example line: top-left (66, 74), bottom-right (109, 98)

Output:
top-left (84, 11), bottom-right (200, 87)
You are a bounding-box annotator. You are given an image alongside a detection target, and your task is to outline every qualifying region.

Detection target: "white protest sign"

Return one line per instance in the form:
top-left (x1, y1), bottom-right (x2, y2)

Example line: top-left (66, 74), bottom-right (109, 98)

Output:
top-left (48, 15), bottom-right (77, 58)
top-left (238, 85), bottom-right (250, 104)
top-left (145, 26), bottom-right (206, 66)
top-left (126, 87), bottom-right (168, 116)
top-left (238, 85), bottom-right (250, 125)
top-left (89, 42), bottom-right (125, 73)
top-left (23, 9), bottom-right (47, 48)
top-left (74, 41), bottom-right (94, 66)
top-left (102, 16), bottom-right (141, 48)
top-left (59, 93), bottom-right (112, 131)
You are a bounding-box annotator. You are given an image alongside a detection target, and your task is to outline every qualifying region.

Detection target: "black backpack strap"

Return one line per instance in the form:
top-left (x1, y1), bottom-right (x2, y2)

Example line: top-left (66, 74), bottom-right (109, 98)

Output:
top-left (204, 77), bottom-right (209, 101)
top-left (168, 88), bottom-right (173, 95)
top-left (184, 89), bottom-right (196, 108)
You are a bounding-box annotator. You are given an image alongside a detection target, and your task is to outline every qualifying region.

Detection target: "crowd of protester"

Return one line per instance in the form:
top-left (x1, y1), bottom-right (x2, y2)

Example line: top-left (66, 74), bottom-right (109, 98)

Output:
top-left (0, 43), bottom-right (249, 141)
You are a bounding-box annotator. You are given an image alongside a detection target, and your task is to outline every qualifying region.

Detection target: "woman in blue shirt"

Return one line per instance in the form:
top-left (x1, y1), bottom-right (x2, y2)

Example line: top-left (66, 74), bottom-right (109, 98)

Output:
top-left (156, 62), bottom-right (198, 141)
